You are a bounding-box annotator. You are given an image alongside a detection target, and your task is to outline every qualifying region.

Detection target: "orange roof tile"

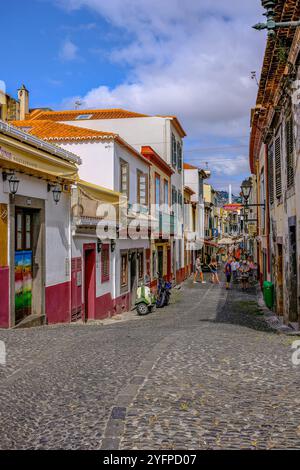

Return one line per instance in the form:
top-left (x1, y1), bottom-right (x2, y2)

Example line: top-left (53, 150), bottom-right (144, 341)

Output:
top-left (28, 108), bottom-right (149, 121)
top-left (12, 119), bottom-right (151, 166)
top-left (183, 162), bottom-right (198, 170)
top-left (12, 120), bottom-right (117, 141)
top-left (141, 146), bottom-right (173, 176)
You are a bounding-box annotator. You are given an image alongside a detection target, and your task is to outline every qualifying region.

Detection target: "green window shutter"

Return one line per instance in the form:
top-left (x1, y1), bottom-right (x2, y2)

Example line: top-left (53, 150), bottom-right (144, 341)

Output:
top-left (268, 142), bottom-right (274, 205)
top-left (275, 134), bottom-right (282, 199)
top-left (286, 116), bottom-right (294, 189)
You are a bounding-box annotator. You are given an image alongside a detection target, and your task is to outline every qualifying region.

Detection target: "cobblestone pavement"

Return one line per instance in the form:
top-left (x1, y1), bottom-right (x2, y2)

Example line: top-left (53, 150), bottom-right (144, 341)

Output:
top-left (1, 276), bottom-right (300, 449)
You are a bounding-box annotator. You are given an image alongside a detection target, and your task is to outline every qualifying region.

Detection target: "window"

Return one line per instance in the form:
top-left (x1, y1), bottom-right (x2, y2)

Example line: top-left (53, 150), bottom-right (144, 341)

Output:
top-left (268, 142), bottom-right (274, 205)
top-left (171, 133), bottom-right (177, 166)
top-left (120, 160), bottom-right (129, 199)
top-left (155, 174), bottom-right (161, 205)
top-left (177, 141), bottom-right (182, 171)
top-left (274, 133), bottom-right (282, 199)
top-left (172, 186), bottom-right (177, 205)
top-left (178, 190), bottom-right (183, 207)
top-left (138, 250), bottom-right (144, 279)
top-left (120, 252), bottom-right (128, 288)
top-left (15, 210), bottom-right (33, 251)
top-left (137, 171), bottom-right (148, 206)
top-left (164, 180), bottom-right (169, 205)
top-left (75, 114), bottom-right (93, 120)
top-left (101, 244), bottom-right (110, 282)
top-left (285, 116), bottom-right (294, 189)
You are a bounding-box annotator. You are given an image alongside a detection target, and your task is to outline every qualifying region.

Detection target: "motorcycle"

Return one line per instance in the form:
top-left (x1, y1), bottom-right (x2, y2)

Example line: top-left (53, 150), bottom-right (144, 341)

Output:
top-left (156, 273), bottom-right (172, 308)
top-left (135, 283), bottom-right (156, 315)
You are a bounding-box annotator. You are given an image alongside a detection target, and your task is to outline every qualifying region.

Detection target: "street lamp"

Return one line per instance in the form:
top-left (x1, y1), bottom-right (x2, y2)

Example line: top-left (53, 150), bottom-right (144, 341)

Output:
top-left (240, 178), bottom-right (252, 204)
top-left (48, 183), bottom-right (62, 205)
top-left (253, 0), bottom-right (300, 36)
top-left (2, 171), bottom-right (20, 196)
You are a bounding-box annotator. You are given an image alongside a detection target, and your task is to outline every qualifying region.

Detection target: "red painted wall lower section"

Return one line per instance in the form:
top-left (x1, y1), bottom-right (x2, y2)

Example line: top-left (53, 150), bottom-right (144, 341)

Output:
top-left (94, 292), bottom-right (131, 320)
top-left (45, 281), bottom-right (71, 325)
top-left (0, 267), bottom-right (9, 328)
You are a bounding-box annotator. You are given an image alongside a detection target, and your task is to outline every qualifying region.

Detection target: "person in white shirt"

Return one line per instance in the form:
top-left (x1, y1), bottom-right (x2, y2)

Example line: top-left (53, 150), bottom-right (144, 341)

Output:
top-left (193, 256), bottom-right (206, 284)
top-left (231, 257), bottom-right (239, 283)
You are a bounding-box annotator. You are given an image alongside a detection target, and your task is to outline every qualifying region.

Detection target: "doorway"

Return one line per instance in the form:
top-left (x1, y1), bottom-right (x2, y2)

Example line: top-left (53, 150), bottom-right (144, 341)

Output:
top-left (157, 246), bottom-right (164, 277)
top-left (14, 208), bottom-right (36, 324)
top-left (288, 222), bottom-right (298, 322)
top-left (276, 244), bottom-right (284, 315)
top-left (83, 245), bottom-right (96, 321)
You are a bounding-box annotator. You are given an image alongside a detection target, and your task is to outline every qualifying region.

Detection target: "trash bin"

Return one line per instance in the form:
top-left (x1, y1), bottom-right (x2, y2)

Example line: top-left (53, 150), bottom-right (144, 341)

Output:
top-left (263, 281), bottom-right (274, 309)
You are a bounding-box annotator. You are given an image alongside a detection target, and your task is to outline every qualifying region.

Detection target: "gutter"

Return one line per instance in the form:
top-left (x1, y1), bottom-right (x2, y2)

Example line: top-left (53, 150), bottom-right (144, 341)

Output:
top-left (0, 120), bottom-right (82, 165)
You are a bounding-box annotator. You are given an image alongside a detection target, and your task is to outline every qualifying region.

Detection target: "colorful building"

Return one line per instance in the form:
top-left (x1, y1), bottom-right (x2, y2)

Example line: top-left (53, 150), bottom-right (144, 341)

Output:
top-left (0, 121), bottom-right (80, 327)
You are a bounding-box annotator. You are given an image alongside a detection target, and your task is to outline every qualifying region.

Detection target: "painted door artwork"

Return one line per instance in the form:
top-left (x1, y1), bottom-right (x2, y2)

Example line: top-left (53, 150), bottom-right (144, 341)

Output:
top-left (15, 210), bottom-right (33, 323)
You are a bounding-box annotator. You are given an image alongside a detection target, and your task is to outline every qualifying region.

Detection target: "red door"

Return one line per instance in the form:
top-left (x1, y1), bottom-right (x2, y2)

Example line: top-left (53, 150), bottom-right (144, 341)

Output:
top-left (71, 257), bottom-right (82, 322)
top-left (83, 244), bottom-right (96, 321)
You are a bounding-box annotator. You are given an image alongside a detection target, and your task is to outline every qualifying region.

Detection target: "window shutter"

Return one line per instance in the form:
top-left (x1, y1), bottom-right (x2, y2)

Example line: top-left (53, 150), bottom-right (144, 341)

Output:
top-left (268, 142), bottom-right (274, 205)
top-left (286, 116), bottom-right (294, 189)
top-left (172, 134), bottom-right (176, 166)
top-left (101, 244), bottom-right (110, 282)
top-left (177, 141), bottom-right (182, 171)
top-left (274, 134), bottom-right (282, 198)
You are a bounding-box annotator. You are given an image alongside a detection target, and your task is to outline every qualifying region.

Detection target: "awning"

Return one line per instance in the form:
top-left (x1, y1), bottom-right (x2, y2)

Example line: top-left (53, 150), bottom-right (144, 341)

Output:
top-left (77, 179), bottom-right (120, 204)
top-left (204, 240), bottom-right (218, 247)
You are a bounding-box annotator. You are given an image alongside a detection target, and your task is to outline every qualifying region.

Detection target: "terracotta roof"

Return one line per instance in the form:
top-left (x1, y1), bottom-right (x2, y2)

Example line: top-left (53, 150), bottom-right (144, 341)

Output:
top-left (141, 146), bottom-right (173, 176)
top-left (183, 162), bottom-right (209, 179)
top-left (12, 119), bottom-right (151, 166)
top-left (249, 0), bottom-right (300, 172)
top-left (28, 108), bottom-right (149, 121)
top-left (183, 162), bottom-right (198, 170)
top-left (27, 107), bottom-right (187, 137)
top-left (11, 120), bottom-right (117, 141)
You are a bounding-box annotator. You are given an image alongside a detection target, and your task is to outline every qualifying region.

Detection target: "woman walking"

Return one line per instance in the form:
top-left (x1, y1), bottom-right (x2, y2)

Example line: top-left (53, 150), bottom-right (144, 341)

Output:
top-left (193, 256), bottom-right (206, 284)
top-left (209, 258), bottom-right (220, 284)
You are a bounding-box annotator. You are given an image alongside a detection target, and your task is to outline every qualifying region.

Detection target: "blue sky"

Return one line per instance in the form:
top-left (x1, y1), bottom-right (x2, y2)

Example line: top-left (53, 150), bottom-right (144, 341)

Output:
top-left (1, 0), bottom-right (266, 193)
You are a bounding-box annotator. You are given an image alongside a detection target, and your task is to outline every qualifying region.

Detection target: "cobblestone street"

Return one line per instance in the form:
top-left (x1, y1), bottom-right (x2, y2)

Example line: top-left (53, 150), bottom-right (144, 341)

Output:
top-left (1, 277), bottom-right (300, 450)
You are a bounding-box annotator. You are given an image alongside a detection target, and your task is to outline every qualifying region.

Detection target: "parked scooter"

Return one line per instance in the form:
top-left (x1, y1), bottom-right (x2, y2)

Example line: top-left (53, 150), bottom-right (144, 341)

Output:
top-left (135, 283), bottom-right (156, 315)
top-left (156, 273), bottom-right (172, 308)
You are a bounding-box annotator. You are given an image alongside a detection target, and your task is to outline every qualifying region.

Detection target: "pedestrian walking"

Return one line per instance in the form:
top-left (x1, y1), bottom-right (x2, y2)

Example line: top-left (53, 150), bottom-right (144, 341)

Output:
top-left (224, 258), bottom-right (232, 290)
top-left (208, 258), bottom-right (220, 284)
top-left (231, 257), bottom-right (239, 283)
top-left (193, 256), bottom-right (206, 284)
top-left (239, 260), bottom-right (250, 291)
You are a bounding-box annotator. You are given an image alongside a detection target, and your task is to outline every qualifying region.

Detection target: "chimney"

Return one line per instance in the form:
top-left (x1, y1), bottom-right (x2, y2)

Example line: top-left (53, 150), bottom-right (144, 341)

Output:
top-left (18, 84), bottom-right (29, 120)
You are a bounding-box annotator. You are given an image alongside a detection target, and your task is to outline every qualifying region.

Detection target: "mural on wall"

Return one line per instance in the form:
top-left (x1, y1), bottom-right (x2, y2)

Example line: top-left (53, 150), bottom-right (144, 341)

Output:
top-left (15, 250), bottom-right (32, 322)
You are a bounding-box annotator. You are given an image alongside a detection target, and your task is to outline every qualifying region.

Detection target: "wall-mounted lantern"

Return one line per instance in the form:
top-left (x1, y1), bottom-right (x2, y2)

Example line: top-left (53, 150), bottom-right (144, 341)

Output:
top-left (2, 171), bottom-right (20, 196)
top-left (240, 178), bottom-right (252, 204)
top-left (48, 183), bottom-right (62, 205)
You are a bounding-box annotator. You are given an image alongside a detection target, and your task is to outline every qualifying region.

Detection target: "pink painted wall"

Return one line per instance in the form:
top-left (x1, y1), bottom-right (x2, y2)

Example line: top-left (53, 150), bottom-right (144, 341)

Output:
top-left (94, 292), bottom-right (131, 320)
top-left (45, 281), bottom-right (71, 324)
top-left (0, 267), bottom-right (9, 328)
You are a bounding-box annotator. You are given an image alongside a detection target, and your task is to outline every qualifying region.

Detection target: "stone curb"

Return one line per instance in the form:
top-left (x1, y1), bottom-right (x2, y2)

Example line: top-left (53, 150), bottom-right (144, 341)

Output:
top-left (256, 286), bottom-right (299, 335)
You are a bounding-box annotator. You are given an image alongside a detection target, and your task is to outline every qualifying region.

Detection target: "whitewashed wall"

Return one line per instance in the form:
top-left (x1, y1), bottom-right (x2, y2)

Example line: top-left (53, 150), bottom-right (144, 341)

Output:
top-left (45, 191), bottom-right (71, 287)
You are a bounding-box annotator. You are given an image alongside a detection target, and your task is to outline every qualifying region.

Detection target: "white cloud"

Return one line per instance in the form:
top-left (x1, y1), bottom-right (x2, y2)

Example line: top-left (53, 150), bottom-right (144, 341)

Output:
top-left (54, 0), bottom-right (266, 187)
top-left (59, 38), bottom-right (79, 61)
